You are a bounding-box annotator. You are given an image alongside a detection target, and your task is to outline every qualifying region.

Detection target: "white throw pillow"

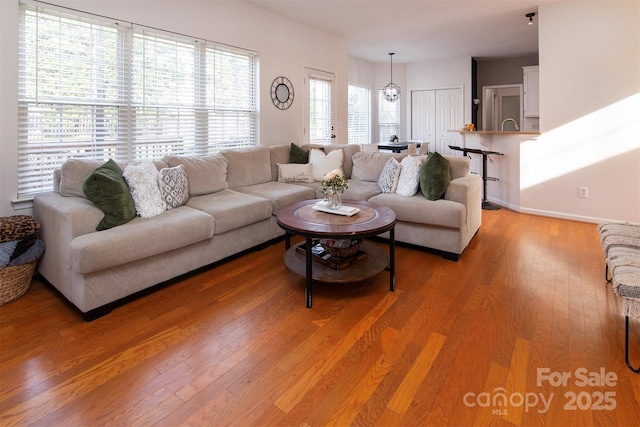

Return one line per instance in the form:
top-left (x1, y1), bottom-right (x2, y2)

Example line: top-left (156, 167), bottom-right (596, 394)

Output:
top-left (158, 164), bottom-right (190, 209)
top-left (377, 158), bottom-right (402, 193)
top-left (396, 156), bottom-right (423, 196)
top-left (309, 148), bottom-right (344, 181)
top-left (277, 163), bottom-right (314, 183)
top-left (123, 162), bottom-right (166, 218)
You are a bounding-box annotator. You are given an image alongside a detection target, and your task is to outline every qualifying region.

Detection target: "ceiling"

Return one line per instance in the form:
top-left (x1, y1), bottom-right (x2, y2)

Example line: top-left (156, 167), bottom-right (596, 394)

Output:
top-left (246, 0), bottom-right (550, 64)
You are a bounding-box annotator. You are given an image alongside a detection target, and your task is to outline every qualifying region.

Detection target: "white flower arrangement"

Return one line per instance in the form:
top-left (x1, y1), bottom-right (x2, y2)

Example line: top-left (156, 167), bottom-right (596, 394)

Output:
top-left (321, 168), bottom-right (348, 194)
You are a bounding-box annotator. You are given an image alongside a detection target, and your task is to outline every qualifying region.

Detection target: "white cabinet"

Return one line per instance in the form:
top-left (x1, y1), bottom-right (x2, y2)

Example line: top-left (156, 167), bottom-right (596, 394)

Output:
top-left (522, 65), bottom-right (539, 117)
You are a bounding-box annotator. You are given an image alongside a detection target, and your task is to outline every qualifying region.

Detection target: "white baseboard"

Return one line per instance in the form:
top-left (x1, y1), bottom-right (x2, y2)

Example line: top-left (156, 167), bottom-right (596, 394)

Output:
top-left (486, 197), bottom-right (614, 224)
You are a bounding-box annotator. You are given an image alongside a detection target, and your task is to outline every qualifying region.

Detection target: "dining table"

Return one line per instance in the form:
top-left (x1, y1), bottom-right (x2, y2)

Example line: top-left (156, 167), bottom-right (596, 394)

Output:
top-left (374, 141), bottom-right (421, 153)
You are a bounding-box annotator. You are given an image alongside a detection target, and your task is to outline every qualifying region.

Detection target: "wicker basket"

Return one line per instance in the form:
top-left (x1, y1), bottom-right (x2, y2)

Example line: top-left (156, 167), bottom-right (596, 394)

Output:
top-left (0, 260), bottom-right (37, 306)
top-left (319, 238), bottom-right (363, 259)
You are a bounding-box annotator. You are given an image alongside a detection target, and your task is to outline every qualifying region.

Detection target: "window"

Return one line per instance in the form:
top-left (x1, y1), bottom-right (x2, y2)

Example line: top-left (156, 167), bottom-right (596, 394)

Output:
top-left (347, 85), bottom-right (371, 145)
top-left (17, 3), bottom-right (258, 198)
top-left (378, 90), bottom-right (400, 142)
top-left (306, 69), bottom-right (335, 145)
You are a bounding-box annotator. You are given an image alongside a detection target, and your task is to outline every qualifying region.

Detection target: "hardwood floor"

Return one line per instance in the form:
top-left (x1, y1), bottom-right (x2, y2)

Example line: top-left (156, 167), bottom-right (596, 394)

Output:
top-left (1, 208), bottom-right (639, 426)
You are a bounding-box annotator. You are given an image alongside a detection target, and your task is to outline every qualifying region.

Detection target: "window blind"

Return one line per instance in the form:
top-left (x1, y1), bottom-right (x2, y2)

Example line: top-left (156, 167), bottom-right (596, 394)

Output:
top-left (17, 3), bottom-right (258, 198)
top-left (378, 90), bottom-right (400, 142)
top-left (348, 85), bottom-right (371, 145)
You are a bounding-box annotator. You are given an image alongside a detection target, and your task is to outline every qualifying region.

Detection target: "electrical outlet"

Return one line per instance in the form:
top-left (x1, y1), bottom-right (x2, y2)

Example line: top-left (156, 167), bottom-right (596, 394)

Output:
top-left (579, 186), bottom-right (589, 198)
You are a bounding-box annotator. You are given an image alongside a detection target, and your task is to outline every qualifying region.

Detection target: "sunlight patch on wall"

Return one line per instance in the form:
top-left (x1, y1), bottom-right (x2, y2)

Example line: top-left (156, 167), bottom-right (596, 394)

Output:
top-left (521, 93), bottom-right (640, 190)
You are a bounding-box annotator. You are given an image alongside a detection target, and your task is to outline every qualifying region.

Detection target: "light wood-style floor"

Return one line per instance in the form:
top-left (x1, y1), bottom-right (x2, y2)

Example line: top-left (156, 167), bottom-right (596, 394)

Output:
top-left (1, 208), bottom-right (639, 426)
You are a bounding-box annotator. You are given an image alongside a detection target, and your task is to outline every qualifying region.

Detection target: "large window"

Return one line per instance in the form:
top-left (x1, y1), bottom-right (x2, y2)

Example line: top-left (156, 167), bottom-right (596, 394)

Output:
top-left (378, 90), bottom-right (400, 142)
top-left (348, 85), bottom-right (371, 145)
top-left (17, 3), bottom-right (258, 198)
top-left (306, 69), bottom-right (335, 145)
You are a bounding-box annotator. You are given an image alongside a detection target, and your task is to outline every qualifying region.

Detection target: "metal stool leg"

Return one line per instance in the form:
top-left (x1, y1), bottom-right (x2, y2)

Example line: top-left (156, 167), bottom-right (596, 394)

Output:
top-left (625, 316), bottom-right (640, 373)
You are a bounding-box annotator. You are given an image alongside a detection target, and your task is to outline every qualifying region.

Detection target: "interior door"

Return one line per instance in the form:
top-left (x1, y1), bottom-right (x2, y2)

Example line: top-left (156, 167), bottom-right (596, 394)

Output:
top-left (411, 90), bottom-right (436, 144)
top-left (435, 88), bottom-right (463, 156)
top-left (412, 88), bottom-right (462, 156)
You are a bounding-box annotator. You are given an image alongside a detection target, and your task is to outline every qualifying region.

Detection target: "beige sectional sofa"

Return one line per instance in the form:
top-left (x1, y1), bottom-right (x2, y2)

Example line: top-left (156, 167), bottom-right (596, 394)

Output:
top-left (33, 143), bottom-right (482, 320)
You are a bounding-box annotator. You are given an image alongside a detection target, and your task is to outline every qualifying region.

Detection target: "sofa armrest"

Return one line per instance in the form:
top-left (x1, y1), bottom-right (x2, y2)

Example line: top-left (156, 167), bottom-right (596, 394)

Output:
top-left (444, 174), bottom-right (481, 206)
top-left (34, 192), bottom-right (103, 239)
top-left (33, 192), bottom-right (104, 298)
top-left (444, 173), bottom-right (482, 234)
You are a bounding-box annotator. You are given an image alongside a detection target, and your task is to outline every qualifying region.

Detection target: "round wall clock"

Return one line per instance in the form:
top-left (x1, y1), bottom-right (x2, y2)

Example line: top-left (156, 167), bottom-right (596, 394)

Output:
top-left (271, 76), bottom-right (294, 110)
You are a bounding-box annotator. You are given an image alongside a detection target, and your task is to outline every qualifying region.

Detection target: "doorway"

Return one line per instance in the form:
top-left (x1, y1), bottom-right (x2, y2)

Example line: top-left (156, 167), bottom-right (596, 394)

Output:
top-left (482, 85), bottom-right (523, 131)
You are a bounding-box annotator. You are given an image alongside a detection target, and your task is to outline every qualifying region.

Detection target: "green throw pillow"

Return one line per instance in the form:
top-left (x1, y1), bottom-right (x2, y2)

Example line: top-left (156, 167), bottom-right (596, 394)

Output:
top-left (420, 152), bottom-right (451, 201)
top-left (83, 159), bottom-right (136, 231)
top-left (289, 143), bottom-right (309, 164)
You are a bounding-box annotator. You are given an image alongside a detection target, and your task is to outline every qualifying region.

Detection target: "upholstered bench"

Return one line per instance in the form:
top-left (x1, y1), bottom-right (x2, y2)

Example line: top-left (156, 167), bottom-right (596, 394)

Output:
top-left (598, 221), bottom-right (640, 373)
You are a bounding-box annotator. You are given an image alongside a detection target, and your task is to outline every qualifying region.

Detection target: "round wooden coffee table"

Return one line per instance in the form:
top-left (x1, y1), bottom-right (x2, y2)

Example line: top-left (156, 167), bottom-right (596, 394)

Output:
top-left (276, 199), bottom-right (396, 308)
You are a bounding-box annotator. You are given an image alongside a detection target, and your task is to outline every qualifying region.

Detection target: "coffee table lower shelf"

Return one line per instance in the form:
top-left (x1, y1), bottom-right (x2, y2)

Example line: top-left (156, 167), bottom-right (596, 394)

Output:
top-left (284, 240), bottom-right (388, 284)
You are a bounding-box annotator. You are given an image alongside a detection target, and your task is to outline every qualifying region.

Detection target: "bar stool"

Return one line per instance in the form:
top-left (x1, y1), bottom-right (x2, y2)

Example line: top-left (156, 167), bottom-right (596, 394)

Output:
top-left (448, 145), bottom-right (504, 210)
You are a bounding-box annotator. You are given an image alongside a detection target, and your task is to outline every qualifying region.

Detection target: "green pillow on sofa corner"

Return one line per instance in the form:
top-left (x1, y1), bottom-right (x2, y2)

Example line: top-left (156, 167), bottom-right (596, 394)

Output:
top-left (289, 143), bottom-right (309, 164)
top-left (420, 152), bottom-right (451, 201)
top-left (83, 159), bottom-right (136, 231)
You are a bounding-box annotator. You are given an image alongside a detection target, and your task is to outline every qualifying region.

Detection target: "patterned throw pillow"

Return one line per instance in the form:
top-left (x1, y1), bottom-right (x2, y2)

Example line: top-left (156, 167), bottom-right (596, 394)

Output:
top-left (377, 158), bottom-right (401, 193)
top-left (277, 163), bottom-right (314, 183)
top-left (158, 165), bottom-right (190, 209)
top-left (396, 155), bottom-right (423, 196)
top-left (123, 162), bottom-right (165, 218)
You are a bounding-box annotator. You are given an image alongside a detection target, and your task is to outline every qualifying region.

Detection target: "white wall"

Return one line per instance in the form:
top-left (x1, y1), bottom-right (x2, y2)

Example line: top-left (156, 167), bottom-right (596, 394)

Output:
top-left (348, 57), bottom-right (376, 140)
top-left (0, 0), bottom-right (348, 216)
top-left (406, 57), bottom-right (472, 142)
top-left (521, 1), bottom-right (640, 222)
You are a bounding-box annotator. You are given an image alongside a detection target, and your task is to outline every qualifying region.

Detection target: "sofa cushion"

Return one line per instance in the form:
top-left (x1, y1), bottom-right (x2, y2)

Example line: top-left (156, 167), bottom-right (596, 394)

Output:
top-left (158, 165), bottom-right (190, 209)
top-left (269, 144), bottom-right (293, 181)
top-left (420, 152), bottom-right (452, 201)
top-left (396, 156), bottom-right (423, 197)
top-left (289, 143), bottom-right (309, 164)
top-left (123, 162), bottom-right (166, 218)
top-left (235, 182), bottom-right (316, 215)
top-left (309, 148), bottom-right (344, 181)
top-left (83, 159), bottom-right (137, 231)
top-left (222, 146), bottom-right (272, 189)
top-left (337, 180), bottom-right (382, 201)
top-left (60, 159), bottom-right (105, 198)
top-left (446, 155), bottom-right (471, 179)
top-left (71, 206), bottom-right (215, 275)
top-left (186, 189), bottom-right (272, 234)
top-left (165, 154), bottom-right (228, 196)
top-left (369, 193), bottom-right (465, 229)
top-left (351, 152), bottom-right (405, 182)
top-left (59, 159), bottom-right (169, 198)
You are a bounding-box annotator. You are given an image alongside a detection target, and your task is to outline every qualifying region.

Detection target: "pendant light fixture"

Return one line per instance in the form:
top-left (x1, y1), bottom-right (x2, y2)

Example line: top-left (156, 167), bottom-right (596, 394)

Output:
top-left (383, 52), bottom-right (401, 103)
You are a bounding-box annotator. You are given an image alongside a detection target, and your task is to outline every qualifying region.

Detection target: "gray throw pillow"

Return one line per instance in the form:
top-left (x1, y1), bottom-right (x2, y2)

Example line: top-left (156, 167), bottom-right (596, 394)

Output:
top-left (420, 152), bottom-right (451, 201)
top-left (158, 165), bottom-right (190, 209)
top-left (377, 158), bottom-right (401, 193)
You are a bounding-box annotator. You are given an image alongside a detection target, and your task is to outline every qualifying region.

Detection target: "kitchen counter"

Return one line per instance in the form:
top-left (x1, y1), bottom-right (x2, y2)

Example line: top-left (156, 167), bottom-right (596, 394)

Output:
top-left (452, 130), bottom-right (541, 135)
